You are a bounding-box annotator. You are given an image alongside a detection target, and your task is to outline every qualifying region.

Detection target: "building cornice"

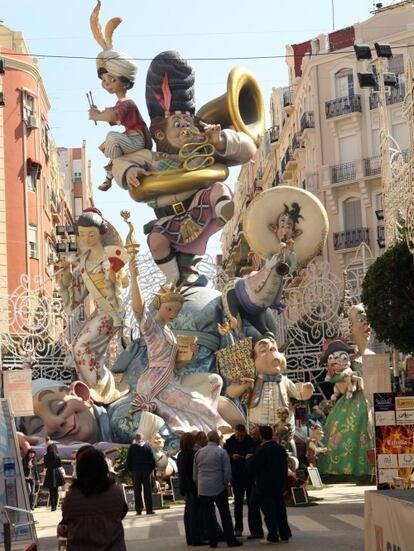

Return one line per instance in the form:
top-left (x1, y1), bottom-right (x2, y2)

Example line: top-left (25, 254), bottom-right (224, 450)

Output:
top-left (1, 53), bottom-right (51, 110)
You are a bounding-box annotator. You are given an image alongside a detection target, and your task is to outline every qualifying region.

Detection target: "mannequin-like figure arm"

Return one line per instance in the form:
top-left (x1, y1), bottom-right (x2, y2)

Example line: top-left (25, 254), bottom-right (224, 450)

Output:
top-left (129, 256), bottom-right (144, 317)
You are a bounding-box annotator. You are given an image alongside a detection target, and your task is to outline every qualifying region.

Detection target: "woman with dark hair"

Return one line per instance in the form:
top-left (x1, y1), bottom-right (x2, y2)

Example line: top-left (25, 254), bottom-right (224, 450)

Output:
top-left (58, 448), bottom-right (127, 550)
top-left (22, 449), bottom-right (39, 510)
top-left (57, 207), bottom-right (129, 404)
top-left (43, 444), bottom-right (65, 511)
top-left (177, 432), bottom-right (205, 546)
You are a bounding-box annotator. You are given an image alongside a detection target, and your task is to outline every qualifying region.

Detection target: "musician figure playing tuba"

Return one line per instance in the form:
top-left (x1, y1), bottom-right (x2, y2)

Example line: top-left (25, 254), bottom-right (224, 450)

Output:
top-left (112, 51), bottom-right (258, 286)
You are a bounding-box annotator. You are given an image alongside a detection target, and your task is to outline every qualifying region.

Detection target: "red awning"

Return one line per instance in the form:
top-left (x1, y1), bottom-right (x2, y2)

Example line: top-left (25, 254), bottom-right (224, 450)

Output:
top-left (27, 158), bottom-right (42, 179)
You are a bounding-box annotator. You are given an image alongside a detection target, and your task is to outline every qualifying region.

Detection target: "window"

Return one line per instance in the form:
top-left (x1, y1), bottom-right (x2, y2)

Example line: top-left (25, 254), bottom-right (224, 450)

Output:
top-left (28, 225), bottom-right (38, 259)
top-left (343, 197), bottom-right (362, 231)
top-left (74, 198), bottom-right (83, 219)
top-left (41, 119), bottom-right (50, 154)
top-left (22, 90), bottom-right (35, 122)
top-left (26, 173), bottom-right (36, 192)
top-left (335, 68), bottom-right (354, 98)
top-left (73, 172), bottom-right (82, 182)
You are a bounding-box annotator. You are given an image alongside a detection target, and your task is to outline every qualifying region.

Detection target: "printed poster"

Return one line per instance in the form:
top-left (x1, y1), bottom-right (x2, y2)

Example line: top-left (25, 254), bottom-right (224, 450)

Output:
top-left (374, 393), bottom-right (414, 490)
top-left (3, 369), bottom-right (34, 416)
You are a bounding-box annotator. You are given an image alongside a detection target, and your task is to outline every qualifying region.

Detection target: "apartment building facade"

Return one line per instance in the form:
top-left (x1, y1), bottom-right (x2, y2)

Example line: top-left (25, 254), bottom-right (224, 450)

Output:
top-left (0, 23), bottom-right (95, 300)
top-left (221, 1), bottom-right (414, 294)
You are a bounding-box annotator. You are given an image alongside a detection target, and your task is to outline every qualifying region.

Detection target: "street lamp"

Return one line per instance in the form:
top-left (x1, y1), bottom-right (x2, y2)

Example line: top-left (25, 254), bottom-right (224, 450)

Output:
top-left (55, 225), bottom-right (77, 255)
top-left (354, 44), bottom-right (372, 60)
top-left (374, 42), bottom-right (393, 59)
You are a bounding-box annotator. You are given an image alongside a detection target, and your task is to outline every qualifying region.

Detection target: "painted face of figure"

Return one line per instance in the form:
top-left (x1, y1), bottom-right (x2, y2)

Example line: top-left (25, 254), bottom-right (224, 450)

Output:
top-left (253, 338), bottom-right (287, 376)
top-left (100, 72), bottom-right (128, 94)
top-left (22, 385), bottom-right (99, 445)
top-left (161, 114), bottom-right (198, 151)
top-left (276, 213), bottom-right (294, 241)
top-left (156, 300), bottom-right (183, 324)
top-left (327, 350), bottom-right (351, 374)
top-left (350, 307), bottom-right (372, 343)
top-left (149, 433), bottom-right (165, 451)
top-left (77, 226), bottom-right (101, 250)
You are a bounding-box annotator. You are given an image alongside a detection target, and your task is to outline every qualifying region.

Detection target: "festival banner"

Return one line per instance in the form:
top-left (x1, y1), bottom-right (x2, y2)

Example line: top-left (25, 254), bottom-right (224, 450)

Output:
top-left (373, 392), bottom-right (414, 490)
top-left (3, 370), bottom-right (34, 416)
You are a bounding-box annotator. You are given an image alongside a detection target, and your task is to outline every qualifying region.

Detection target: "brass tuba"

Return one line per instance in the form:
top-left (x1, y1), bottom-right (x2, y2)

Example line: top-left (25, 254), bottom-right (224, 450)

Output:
top-left (196, 67), bottom-right (265, 146)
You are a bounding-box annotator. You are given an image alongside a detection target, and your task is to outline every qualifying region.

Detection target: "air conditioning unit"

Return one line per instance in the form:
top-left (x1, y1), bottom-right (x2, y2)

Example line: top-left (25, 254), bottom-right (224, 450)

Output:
top-left (27, 115), bottom-right (39, 129)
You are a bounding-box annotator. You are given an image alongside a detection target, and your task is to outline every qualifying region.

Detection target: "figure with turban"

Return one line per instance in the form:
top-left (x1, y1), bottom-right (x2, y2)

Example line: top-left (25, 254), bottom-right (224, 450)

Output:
top-left (89, 1), bottom-right (152, 191)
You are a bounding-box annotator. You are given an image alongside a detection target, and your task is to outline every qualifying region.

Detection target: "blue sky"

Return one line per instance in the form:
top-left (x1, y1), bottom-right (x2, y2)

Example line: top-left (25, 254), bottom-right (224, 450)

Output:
top-left (2, 0), bottom-right (378, 256)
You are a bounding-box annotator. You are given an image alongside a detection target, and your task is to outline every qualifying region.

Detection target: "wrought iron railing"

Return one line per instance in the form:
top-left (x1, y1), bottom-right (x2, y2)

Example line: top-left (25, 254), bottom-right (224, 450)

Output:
top-left (331, 161), bottom-right (356, 183)
top-left (300, 111), bottom-right (315, 132)
top-left (292, 132), bottom-right (304, 151)
top-left (268, 125), bottom-right (279, 143)
top-left (364, 155), bottom-right (381, 176)
top-left (325, 95), bottom-right (362, 119)
top-left (283, 90), bottom-right (293, 107)
top-left (333, 227), bottom-right (369, 250)
top-left (369, 82), bottom-right (406, 109)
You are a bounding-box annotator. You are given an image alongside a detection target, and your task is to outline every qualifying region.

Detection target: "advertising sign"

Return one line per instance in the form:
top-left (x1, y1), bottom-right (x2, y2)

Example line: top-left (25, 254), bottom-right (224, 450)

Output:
top-left (3, 369), bottom-right (34, 416)
top-left (0, 399), bottom-right (37, 546)
top-left (373, 393), bottom-right (414, 490)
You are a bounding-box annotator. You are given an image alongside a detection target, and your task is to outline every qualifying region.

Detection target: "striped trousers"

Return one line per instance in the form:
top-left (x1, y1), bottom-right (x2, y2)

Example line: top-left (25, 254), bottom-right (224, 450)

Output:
top-left (103, 131), bottom-right (145, 159)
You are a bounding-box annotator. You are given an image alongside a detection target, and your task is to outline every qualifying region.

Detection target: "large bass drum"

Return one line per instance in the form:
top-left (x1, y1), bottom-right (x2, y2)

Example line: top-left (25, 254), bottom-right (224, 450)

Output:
top-left (243, 186), bottom-right (329, 267)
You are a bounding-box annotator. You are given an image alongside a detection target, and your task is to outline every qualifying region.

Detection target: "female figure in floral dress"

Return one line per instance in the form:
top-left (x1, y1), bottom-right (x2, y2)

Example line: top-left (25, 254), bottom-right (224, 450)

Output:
top-left (58, 208), bottom-right (129, 404)
top-left (317, 338), bottom-right (373, 477)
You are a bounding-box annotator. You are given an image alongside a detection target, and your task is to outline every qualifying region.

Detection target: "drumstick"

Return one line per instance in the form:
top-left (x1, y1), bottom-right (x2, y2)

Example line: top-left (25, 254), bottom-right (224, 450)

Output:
top-left (86, 91), bottom-right (97, 125)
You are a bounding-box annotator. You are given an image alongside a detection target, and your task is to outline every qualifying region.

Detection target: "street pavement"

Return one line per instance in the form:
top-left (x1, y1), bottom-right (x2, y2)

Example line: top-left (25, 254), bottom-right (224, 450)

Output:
top-left (33, 483), bottom-right (369, 550)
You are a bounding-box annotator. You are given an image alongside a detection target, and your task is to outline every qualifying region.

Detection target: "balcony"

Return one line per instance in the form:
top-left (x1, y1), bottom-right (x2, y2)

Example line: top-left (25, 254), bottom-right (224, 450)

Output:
top-left (331, 161), bottom-right (356, 184)
top-left (283, 90), bottom-right (292, 108)
top-left (369, 83), bottom-right (406, 110)
top-left (268, 125), bottom-right (279, 143)
top-left (364, 155), bottom-right (381, 177)
top-left (333, 227), bottom-right (369, 250)
top-left (300, 111), bottom-right (315, 132)
top-left (292, 132), bottom-right (304, 151)
top-left (325, 95), bottom-right (362, 119)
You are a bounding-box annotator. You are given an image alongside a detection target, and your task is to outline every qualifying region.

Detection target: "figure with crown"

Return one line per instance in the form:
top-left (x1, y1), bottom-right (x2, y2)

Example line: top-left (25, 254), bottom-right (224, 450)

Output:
top-left (56, 208), bottom-right (130, 405)
top-left (128, 255), bottom-right (231, 435)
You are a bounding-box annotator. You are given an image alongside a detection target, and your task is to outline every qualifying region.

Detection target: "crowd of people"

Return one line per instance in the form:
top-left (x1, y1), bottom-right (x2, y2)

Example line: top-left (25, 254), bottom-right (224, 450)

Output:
top-left (22, 423), bottom-right (292, 549)
top-left (177, 425), bottom-right (291, 547)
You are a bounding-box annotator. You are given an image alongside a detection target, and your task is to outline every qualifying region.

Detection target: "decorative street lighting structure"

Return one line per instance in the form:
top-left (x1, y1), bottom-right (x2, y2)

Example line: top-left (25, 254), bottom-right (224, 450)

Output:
top-left (354, 42), bottom-right (414, 391)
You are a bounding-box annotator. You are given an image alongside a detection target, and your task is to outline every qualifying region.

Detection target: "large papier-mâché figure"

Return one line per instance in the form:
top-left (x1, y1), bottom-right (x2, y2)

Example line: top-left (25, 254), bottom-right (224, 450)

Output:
top-left (57, 208), bottom-right (130, 405)
top-left (128, 255), bottom-right (240, 435)
top-left (317, 338), bottom-right (373, 477)
top-left (222, 186), bottom-right (329, 338)
top-left (112, 51), bottom-right (261, 285)
top-left (226, 337), bottom-right (314, 429)
top-left (88, 0), bottom-right (152, 191)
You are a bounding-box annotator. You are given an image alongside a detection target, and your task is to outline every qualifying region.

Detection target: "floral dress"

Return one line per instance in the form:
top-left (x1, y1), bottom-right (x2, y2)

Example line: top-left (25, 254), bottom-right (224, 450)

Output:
top-left (132, 305), bottom-right (228, 434)
top-left (318, 361), bottom-right (373, 477)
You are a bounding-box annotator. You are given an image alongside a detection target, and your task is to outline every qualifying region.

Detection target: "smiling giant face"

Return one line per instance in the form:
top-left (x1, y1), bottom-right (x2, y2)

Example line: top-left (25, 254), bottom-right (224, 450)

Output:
top-left (22, 381), bottom-right (99, 445)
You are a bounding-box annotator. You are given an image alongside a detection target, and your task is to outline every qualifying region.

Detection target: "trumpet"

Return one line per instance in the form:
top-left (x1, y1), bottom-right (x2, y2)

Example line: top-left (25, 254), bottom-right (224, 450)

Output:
top-left (275, 237), bottom-right (291, 276)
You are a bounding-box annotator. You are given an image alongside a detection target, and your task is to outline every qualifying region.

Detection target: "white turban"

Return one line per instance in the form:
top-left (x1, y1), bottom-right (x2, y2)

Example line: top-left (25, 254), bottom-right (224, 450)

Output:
top-left (97, 49), bottom-right (137, 83)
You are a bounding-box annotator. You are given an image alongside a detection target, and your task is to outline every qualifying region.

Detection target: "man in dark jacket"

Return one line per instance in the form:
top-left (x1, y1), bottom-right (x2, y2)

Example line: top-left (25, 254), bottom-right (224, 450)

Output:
top-left (126, 432), bottom-right (156, 515)
top-left (248, 425), bottom-right (290, 543)
top-left (224, 424), bottom-right (254, 536)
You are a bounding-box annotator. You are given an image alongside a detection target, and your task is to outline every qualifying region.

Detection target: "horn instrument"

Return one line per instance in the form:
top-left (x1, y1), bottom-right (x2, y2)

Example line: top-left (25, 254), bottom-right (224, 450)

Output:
top-left (196, 66), bottom-right (265, 146)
